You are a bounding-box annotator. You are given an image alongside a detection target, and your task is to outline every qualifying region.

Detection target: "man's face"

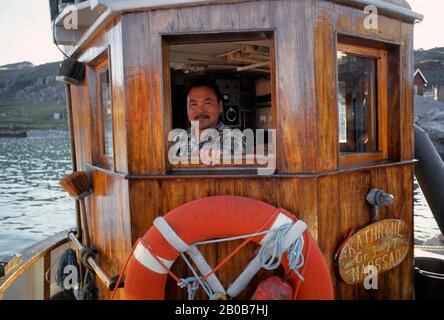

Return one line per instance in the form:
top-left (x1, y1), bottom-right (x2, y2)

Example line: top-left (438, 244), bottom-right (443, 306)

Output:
top-left (187, 86), bottom-right (222, 131)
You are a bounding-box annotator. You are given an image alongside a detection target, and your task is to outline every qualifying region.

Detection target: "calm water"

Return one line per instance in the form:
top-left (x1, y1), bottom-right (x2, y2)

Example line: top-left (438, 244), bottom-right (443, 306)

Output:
top-left (0, 131), bottom-right (441, 260)
top-left (0, 131), bottom-right (75, 260)
top-left (413, 180), bottom-right (441, 242)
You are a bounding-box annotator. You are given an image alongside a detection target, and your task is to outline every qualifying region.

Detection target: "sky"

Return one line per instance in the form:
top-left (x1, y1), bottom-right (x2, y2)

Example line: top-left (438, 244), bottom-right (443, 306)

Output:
top-left (409, 0), bottom-right (444, 50)
top-left (0, 0), bottom-right (443, 67)
top-left (0, 0), bottom-right (63, 66)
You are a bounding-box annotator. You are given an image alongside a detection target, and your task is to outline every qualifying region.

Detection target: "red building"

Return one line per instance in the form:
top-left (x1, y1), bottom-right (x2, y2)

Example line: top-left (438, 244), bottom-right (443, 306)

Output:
top-left (414, 68), bottom-right (428, 96)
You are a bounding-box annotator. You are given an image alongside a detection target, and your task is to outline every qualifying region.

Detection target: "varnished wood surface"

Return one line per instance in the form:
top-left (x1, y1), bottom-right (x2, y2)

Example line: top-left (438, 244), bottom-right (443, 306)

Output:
top-left (86, 170), bottom-right (132, 280)
top-left (66, 0), bottom-right (416, 300)
top-left (123, 163), bottom-right (414, 299)
top-left (69, 1), bottom-right (416, 176)
top-left (400, 23), bottom-right (415, 161)
top-left (319, 164), bottom-right (414, 299)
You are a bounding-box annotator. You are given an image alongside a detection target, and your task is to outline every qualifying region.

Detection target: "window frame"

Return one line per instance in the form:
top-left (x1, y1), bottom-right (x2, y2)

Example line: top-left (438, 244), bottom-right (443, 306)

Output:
top-left (90, 50), bottom-right (115, 170)
top-left (336, 42), bottom-right (389, 166)
top-left (162, 32), bottom-right (277, 173)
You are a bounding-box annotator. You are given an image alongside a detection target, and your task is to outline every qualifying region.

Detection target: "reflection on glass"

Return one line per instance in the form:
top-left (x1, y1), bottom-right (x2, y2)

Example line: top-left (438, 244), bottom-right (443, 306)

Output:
top-left (337, 51), bottom-right (377, 153)
top-left (99, 68), bottom-right (113, 157)
top-left (338, 81), bottom-right (347, 143)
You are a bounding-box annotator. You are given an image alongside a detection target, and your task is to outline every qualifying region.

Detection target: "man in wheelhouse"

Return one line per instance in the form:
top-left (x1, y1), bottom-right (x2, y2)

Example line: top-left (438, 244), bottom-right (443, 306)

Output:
top-left (169, 77), bottom-right (247, 165)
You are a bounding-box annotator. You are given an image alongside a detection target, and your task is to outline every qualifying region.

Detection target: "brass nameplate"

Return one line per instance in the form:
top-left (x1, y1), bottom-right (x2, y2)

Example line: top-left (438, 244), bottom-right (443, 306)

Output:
top-left (337, 219), bottom-right (409, 285)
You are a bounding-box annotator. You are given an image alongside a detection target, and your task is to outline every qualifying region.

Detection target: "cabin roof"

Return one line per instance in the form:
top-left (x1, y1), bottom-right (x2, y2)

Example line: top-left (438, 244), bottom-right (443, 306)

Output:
top-left (373, 0), bottom-right (411, 10)
top-left (414, 69), bottom-right (428, 84)
top-left (53, 0), bottom-right (423, 58)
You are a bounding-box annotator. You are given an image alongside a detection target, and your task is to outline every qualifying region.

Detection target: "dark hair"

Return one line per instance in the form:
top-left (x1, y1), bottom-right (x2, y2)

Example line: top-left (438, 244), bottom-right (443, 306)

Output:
top-left (185, 77), bottom-right (222, 102)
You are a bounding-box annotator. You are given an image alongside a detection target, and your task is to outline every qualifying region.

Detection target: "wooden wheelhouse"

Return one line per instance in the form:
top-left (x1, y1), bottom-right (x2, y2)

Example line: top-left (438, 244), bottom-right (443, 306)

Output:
top-left (52, 0), bottom-right (422, 300)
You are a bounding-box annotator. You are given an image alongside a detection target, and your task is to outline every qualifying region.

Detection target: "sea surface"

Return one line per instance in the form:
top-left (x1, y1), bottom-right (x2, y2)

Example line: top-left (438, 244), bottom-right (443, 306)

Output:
top-left (0, 131), bottom-right (441, 260)
top-left (0, 131), bottom-right (75, 260)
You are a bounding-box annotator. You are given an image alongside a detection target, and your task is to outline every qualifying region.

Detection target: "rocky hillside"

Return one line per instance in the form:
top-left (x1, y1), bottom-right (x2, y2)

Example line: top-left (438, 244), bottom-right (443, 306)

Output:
top-left (414, 47), bottom-right (444, 91)
top-left (415, 95), bottom-right (444, 159)
top-left (0, 62), bottom-right (67, 129)
top-left (0, 61), bottom-right (65, 106)
top-left (414, 48), bottom-right (444, 159)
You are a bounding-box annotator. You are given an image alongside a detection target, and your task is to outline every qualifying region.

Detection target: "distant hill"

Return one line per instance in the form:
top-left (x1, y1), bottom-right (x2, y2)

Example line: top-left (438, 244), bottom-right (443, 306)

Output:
top-left (0, 61), bottom-right (65, 105)
top-left (0, 61), bottom-right (66, 130)
top-left (0, 61), bottom-right (34, 73)
top-left (414, 47), bottom-right (444, 91)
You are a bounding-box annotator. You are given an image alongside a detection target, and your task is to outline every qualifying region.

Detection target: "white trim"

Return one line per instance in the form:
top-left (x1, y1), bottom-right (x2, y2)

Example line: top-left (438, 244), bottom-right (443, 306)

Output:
top-left (414, 69), bottom-right (428, 85)
top-left (227, 218), bottom-right (307, 298)
top-left (133, 242), bottom-right (174, 274)
top-left (54, 26), bottom-right (89, 46)
top-left (187, 246), bottom-right (227, 295)
top-left (54, 1), bottom-right (93, 26)
top-left (259, 213), bottom-right (294, 245)
top-left (101, 0), bottom-right (213, 12)
top-left (153, 217), bottom-right (190, 253)
top-left (67, 8), bottom-right (116, 59)
top-left (63, 0), bottom-right (424, 23)
top-left (414, 249), bottom-right (444, 261)
top-left (335, 0), bottom-right (423, 22)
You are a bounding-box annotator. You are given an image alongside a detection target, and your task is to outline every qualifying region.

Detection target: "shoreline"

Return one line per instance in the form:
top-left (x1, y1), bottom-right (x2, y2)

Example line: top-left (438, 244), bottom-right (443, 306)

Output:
top-left (0, 128), bottom-right (69, 138)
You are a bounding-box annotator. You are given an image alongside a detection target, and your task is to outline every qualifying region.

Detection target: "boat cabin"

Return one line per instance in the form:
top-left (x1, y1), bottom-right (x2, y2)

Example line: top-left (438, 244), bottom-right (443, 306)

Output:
top-left (49, 0), bottom-right (422, 300)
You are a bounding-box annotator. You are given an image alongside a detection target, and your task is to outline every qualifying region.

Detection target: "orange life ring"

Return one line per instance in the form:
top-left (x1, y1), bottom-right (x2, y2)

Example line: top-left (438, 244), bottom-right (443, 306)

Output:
top-left (123, 196), bottom-right (334, 300)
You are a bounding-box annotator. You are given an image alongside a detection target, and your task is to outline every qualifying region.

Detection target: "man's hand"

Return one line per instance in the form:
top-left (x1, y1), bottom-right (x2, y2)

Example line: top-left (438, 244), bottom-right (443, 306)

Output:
top-left (200, 147), bottom-right (221, 166)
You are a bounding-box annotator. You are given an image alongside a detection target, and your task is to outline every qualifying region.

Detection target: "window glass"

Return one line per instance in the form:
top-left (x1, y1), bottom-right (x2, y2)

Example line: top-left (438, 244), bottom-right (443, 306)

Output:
top-left (99, 68), bottom-right (113, 157)
top-left (167, 36), bottom-right (276, 172)
top-left (337, 51), bottom-right (377, 153)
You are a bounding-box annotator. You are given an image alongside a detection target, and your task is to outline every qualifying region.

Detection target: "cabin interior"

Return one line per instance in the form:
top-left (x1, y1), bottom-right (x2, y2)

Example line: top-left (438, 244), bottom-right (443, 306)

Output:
top-left (170, 39), bottom-right (272, 132)
top-left (47, 0), bottom-right (423, 300)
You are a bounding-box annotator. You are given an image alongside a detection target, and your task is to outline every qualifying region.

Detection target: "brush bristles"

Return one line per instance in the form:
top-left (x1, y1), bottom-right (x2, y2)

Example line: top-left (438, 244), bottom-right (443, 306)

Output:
top-left (60, 171), bottom-right (91, 198)
top-left (56, 59), bottom-right (85, 85)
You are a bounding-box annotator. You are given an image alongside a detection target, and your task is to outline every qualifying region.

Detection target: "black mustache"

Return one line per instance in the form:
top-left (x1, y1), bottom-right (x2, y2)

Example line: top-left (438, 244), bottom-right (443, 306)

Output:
top-left (194, 113), bottom-right (210, 119)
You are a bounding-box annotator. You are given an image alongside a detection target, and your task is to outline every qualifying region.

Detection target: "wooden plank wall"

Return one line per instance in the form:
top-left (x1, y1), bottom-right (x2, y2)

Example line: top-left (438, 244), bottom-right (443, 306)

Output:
top-left (66, 0), bottom-right (416, 300)
top-left (69, 17), bottom-right (132, 299)
top-left (119, 0), bottom-right (414, 172)
top-left (126, 162), bottom-right (414, 300)
top-left (120, 0), bottom-right (318, 174)
top-left (318, 164), bottom-right (414, 300)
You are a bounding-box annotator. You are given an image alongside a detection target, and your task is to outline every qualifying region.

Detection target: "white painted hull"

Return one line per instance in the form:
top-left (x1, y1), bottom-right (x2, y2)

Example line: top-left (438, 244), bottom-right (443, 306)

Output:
top-left (0, 230), bottom-right (71, 300)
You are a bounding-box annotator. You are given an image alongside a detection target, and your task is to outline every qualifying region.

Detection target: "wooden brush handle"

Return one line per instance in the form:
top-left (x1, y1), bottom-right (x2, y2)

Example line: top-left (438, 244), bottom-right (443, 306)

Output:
top-left (80, 200), bottom-right (91, 247)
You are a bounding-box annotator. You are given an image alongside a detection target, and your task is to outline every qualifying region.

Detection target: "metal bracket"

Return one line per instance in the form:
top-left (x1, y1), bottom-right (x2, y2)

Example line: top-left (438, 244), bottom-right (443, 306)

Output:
top-left (366, 188), bottom-right (395, 222)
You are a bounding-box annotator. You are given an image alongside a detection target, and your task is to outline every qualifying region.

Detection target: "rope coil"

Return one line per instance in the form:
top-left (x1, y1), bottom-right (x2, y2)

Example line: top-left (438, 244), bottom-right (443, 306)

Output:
top-left (178, 277), bottom-right (202, 300)
top-left (259, 223), bottom-right (305, 281)
top-left (177, 276), bottom-right (218, 300)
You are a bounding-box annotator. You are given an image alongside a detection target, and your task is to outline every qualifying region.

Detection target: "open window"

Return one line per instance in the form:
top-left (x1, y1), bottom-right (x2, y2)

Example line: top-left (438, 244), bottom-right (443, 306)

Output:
top-left (337, 41), bottom-right (388, 166)
top-left (164, 32), bottom-right (276, 172)
top-left (90, 50), bottom-right (115, 170)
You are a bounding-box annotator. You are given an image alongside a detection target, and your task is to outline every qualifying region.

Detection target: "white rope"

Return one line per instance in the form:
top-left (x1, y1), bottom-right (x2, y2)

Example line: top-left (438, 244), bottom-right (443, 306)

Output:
top-left (178, 276), bottom-right (204, 300)
top-left (178, 223), bottom-right (306, 299)
top-left (192, 224), bottom-right (305, 279)
top-left (178, 252), bottom-right (215, 300)
top-left (259, 224), bottom-right (305, 280)
top-left (192, 225), bottom-right (289, 246)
